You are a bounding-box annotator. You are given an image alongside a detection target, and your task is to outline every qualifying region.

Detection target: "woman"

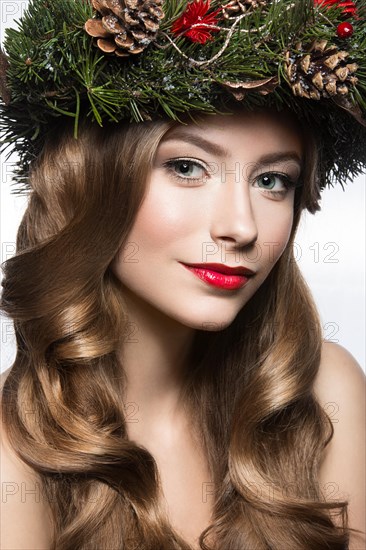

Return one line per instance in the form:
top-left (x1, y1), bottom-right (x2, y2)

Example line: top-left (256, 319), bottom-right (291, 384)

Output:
top-left (0, 0), bottom-right (365, 549)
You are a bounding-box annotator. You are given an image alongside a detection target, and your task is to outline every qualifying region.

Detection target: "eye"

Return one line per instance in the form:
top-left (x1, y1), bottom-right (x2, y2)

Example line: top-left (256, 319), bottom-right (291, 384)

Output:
top-left (254, 173), bottom-right (296, 197)
top-left (256, 174), bottom-right (287, 190)
top-left (164, 159), bottom-right (207, 181)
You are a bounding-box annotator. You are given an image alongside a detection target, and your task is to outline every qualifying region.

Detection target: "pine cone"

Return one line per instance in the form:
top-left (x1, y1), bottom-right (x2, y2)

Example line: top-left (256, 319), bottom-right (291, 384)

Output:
top-left (285, 40), bottom-right (358, 100)
top-left (222, 0), bottom-right (267, 19)
top-left (84, 0), bottom-right (164, 57)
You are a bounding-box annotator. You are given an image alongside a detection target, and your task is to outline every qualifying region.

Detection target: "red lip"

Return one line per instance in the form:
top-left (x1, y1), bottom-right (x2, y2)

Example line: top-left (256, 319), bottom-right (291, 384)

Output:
top-left (180, 262), bottom-right (255, 290)
top-left (181, 262), bottom-right (255, 276)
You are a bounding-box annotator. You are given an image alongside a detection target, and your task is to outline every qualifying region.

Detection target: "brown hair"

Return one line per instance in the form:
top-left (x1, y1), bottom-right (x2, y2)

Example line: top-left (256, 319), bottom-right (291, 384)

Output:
top-left (0, 115), bottom-right (354, 548)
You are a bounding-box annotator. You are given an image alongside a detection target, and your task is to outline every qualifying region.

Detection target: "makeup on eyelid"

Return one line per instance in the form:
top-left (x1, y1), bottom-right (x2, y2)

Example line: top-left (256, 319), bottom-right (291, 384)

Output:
top-left (155, 134), bottom-right (302, 186)
top-left (159, 155), bottom-right (300, 198)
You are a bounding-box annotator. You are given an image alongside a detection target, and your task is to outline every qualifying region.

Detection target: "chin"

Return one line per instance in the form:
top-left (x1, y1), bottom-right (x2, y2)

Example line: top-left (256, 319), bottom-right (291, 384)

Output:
top-left (173, 306), bottom-right (243, 332)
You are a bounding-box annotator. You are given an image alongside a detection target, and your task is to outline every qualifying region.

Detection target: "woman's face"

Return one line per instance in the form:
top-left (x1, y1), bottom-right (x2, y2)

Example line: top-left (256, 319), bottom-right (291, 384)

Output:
top-left (110, 111), bottom-right (303, 331)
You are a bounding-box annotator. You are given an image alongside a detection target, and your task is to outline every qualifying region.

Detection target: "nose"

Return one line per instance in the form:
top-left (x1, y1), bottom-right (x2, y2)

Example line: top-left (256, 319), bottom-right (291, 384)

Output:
top-left (210, 173), bottom-right (258, 249)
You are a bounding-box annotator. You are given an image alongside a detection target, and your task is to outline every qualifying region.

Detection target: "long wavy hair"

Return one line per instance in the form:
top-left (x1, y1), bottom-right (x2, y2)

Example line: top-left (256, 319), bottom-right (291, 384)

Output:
top-left (0, 112), bottom-right (356, 549)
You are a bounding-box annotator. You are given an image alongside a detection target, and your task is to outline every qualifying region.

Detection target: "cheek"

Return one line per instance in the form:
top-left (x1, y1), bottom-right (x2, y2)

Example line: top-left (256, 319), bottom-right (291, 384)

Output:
top-left (128, 181), bottom-right (197, 247)
top-left (112, 182), bottom-right (195, 276)
top-left (256, 200), bottom-right (294, 264)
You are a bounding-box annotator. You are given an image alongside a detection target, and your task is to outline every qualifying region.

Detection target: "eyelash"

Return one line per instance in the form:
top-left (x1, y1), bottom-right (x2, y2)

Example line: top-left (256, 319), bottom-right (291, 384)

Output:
top-left (255, 173), bottom-right (298, 198)
top-left (163, 158), bottom-right (208, 183)
top-left (163, 158), bottom-right (298, 198)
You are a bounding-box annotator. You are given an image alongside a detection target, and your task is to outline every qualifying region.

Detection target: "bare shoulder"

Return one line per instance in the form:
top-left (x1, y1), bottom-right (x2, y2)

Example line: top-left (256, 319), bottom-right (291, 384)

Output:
top-left (0, 367), bottom-right (54, 549)
top-left (313, 341), bottom-right (366, 550)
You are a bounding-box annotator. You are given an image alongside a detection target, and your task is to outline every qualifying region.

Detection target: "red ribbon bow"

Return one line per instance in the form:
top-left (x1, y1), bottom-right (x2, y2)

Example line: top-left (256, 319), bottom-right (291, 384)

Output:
top-left (171, 0), bottom-right (221, 44)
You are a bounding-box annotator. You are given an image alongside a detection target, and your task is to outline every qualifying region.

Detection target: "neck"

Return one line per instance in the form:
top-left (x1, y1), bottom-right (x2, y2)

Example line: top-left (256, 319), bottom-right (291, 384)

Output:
top-left (117, 289), bottom-right (195, 434)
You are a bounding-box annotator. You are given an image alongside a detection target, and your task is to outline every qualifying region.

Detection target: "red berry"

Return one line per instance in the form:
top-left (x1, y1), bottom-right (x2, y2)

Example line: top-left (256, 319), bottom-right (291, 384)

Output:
top-left (337, 22), bottom-right (354, 39)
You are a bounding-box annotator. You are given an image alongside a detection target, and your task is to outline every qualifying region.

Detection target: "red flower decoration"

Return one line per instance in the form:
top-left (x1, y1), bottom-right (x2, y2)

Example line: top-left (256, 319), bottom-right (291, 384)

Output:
top-left (171, 0), bottom-right (221, 44)
top-left (314, 0), bottom-right (357, 17)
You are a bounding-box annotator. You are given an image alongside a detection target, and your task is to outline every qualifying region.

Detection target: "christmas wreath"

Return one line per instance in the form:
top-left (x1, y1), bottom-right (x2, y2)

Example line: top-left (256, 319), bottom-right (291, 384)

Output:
top-left (0, 0), bottom-right (365, 193)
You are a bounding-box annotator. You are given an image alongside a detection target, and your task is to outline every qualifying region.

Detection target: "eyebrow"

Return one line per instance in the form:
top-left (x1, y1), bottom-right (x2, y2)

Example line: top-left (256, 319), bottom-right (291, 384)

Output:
top-left (255, 152), bottom-right (302, 167)
top-left (162, 132), bottom-right (229, 157)
top-left (161, 131), bottom-right (302, 168)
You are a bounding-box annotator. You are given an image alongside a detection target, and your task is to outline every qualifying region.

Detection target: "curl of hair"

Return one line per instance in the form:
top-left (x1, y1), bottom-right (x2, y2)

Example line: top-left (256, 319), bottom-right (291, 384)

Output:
top-left (0, 115), bottom-right (355, 549)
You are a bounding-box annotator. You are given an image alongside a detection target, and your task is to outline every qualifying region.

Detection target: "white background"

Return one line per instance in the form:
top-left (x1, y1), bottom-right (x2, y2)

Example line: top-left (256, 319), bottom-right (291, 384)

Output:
top-left (1, 2), bottom-right (365, 373)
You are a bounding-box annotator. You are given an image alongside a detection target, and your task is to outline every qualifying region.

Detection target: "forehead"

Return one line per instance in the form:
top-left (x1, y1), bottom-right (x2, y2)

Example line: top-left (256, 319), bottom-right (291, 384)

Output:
top-left (162, 110), bottom-right (304, 160)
